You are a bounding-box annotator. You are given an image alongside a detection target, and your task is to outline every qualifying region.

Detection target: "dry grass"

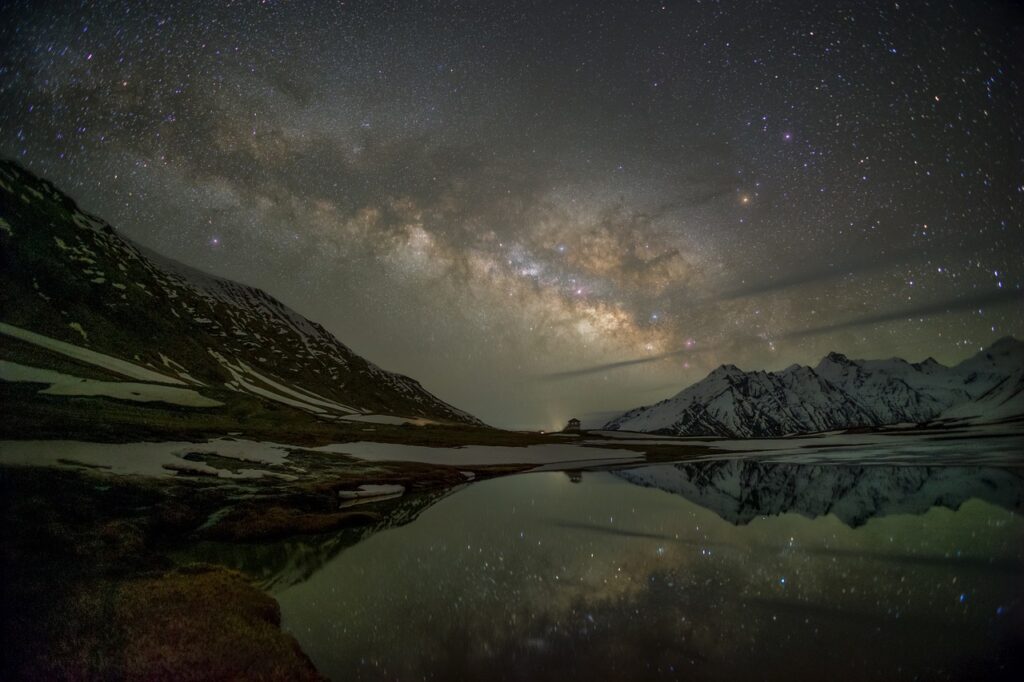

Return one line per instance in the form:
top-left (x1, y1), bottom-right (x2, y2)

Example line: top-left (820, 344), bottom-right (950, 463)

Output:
top-left (115, 566), bottom-right (323, 681)
top-left (6, 567), bottom-right (323, 681)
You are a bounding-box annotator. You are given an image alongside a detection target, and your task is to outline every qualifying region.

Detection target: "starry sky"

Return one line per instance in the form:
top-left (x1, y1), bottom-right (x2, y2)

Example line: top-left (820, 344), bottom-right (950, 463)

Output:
top-left (1, 0), bottom-right (1021, 429)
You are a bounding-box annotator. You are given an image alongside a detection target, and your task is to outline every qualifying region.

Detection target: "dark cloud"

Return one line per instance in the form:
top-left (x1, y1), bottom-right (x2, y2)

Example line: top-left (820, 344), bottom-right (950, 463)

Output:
top-left (715, 248), bottom-right (921, 301)
top-left (543, 350), bottom-right (695, 381)
top-left (783, 288), bottom-right (1023, 340)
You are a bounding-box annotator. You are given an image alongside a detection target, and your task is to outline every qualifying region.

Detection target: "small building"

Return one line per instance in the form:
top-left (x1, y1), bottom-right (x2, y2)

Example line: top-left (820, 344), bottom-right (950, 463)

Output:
top-left (564, 417), bottom-right (581, 432)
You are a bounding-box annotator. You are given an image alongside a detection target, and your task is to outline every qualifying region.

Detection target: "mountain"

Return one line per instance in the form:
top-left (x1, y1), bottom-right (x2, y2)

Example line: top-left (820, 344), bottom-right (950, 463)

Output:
top-left (614, 460), bottom-right (1024, 528)
top-left (0, 160), bottom-right (479, 426)
top-left (604, 338), bottom-right (1024, 438)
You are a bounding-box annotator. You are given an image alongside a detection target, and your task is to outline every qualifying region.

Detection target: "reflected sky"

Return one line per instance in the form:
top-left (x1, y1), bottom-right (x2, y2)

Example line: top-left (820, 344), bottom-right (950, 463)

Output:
top-left (275, 465), bottom-right (1024, 681)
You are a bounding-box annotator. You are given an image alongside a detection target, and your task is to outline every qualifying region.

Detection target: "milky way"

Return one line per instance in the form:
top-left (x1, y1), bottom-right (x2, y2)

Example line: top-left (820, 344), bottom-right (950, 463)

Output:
top-left (1, 1), bottom-right (1021, 428)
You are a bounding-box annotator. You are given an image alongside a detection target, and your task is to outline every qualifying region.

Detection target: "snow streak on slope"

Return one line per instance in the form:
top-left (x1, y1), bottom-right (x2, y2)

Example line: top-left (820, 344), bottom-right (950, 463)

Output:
top-left (0, 321), bottom-right (185, 385)
top-left (0, 360), bottom-right (222, 407)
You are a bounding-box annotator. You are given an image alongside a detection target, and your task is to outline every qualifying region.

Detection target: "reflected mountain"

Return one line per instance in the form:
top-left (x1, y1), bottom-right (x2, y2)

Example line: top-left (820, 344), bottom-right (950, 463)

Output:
top-left (180, 485), bottom-right (462, 591)
top-left (614, 460), bottom-right (1024, 527)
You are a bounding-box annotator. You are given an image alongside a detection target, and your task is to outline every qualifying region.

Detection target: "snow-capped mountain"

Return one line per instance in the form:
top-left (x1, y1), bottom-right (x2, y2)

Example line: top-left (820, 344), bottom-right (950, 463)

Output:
top-left (604, 338), bottom-right (1023, 437)
top-left (0, 160), bottom-right (479, 425)
top-left (615, 460), bottom-right (1024, 527)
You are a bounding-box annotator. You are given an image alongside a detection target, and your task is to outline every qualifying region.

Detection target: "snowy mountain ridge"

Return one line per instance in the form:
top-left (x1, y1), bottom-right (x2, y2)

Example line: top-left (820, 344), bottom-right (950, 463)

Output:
top-left (0, 160), bottom-right (480, 425)
top-left (604, 337), bottom-right (1024, 438)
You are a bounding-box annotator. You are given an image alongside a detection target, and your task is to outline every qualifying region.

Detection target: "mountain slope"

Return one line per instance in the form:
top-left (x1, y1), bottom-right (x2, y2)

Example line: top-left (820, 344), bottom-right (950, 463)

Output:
top-left (933, 337), bottom-right (1024, 422)
top-left (0, 160), bottom-right (480, 425)
top-left (605, 339), bottom-right (1024, 437)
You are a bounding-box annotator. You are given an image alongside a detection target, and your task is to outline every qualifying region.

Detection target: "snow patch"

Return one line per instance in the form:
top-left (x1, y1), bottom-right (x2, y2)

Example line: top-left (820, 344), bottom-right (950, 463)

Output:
top-left (209, 349), bottom-right (357, 415)
top-left (68, 322), bottom-right (88, 342)
top-left (0, 438), bottom-right (296, 479)
top-left (0, 360), bottom-right (222, 407)
top-left (0, 322), bottom-right (187, 385)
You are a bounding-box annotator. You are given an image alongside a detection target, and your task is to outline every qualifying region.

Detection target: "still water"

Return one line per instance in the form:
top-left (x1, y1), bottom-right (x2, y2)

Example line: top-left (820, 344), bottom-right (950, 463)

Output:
top-left (269, 461), bottom-right (1023, 681)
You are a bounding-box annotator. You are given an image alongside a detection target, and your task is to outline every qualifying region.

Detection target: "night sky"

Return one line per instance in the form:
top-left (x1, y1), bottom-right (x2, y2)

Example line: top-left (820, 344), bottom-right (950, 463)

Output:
top-left (1, 0), bottom-right (1021, 429)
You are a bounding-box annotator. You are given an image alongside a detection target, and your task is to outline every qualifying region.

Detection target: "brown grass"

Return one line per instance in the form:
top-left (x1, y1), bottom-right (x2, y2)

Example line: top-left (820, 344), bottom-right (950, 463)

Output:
top-left (114, 566), bottom-right (323, 681)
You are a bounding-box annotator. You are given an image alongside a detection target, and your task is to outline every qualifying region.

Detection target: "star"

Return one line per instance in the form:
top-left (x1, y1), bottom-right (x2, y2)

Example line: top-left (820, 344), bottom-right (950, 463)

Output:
top-left (0, 0), bottom-right (1017, 428)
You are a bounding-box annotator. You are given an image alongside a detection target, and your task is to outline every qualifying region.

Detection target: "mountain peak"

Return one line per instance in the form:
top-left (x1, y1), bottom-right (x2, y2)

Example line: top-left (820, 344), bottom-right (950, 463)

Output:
top-left (708, 363), bottom-right (743, 379)
top-left (821, 351), bottom-right (852, 365)
top-left (956, 336), bottom-right (1024, 372)
top-left (988, 336), bottom-right (1023, 354)
top-left (913, 356), bottom-right (943, 371)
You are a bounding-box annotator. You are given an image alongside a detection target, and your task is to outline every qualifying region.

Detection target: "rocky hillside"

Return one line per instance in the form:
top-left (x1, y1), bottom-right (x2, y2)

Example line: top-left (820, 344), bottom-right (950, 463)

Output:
top-left (0, 160), bottom-right (480, 425)
top-left (604, 338), bottom-right (1023, 437)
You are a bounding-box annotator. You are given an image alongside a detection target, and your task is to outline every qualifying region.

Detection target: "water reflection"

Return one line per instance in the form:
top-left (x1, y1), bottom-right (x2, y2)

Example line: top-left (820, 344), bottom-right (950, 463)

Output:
top-left (182, 486), bottom-right (461, 590)
top-left (267, 462), bottom-right (1024, 680)
top-left (614, 460), bottom-right (1024, 527)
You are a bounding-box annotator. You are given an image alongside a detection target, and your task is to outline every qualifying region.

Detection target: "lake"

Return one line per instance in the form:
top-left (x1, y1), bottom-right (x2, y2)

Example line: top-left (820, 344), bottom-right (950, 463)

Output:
top-left (244, 460), bottom-right (1022, 680)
